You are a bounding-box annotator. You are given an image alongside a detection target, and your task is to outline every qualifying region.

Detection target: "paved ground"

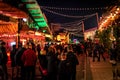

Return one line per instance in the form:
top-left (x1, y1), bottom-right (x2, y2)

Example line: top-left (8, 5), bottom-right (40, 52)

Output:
top-left (88, 56), bottom-right (120, 80)
top-left (2, 53), bottom-right (120, 80)
top-left (88, 57), bottom-right (120, 80)
top-left (76, 54), bottom-right (85, 80)
top-left (5, 54), bottom-right (85, 80)
top-left (6, 60), bottom-right (42, 80)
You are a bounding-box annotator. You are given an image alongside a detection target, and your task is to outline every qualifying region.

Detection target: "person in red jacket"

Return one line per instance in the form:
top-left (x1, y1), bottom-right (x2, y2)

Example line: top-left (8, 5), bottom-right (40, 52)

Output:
top-left (21, 43), bottom-right (37, 80)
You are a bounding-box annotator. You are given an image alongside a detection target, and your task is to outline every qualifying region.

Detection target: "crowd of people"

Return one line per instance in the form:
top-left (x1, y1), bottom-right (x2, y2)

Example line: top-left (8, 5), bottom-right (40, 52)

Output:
top-left (0, 39), bottom-right (119, 80)
top-left (85, 41), bottom-right (120, 63)
top-left (0, 40), bottom-right (85, 80)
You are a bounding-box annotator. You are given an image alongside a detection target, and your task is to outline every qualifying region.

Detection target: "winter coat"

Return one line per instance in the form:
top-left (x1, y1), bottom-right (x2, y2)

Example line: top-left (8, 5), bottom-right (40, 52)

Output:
top-left (21, 48), bottom-right (37, 66)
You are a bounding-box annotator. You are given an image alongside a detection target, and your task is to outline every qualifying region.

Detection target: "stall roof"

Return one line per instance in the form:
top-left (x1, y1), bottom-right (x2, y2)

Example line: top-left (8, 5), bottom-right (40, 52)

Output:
top-left (0, 2), bottom-right (27, 19)
top-left (21, 0), bottom-right (48, 28)
top-left (0, 1), bottom-right (52, 35)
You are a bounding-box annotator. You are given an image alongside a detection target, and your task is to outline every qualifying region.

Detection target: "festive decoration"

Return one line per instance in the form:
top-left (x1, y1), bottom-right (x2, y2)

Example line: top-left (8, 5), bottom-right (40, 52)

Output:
top-left (21, 0), bottom-right (48, 28)
top-left (41, 7), bottom-right (96, 18)
top-left (0, 23), bottom-right (18, 34)
top-left (41, 6), bottom-right (107, 11)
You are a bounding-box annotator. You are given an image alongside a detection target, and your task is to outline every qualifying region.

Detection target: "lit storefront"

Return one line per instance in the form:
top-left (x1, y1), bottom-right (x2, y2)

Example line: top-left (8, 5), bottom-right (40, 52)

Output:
top-left (56, 33), bottom-right (69, 44)
top-left (0, 2), bottom-right (50, 50)
top-left (84, 27), bottom-right (97, 41)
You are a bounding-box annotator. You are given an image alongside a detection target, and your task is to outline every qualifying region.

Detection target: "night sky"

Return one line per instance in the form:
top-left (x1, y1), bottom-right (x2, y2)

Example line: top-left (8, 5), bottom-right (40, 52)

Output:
top-left (37, 0), bottom-right (117, 30)
top-left (38, 0), bottom-right (115, 7)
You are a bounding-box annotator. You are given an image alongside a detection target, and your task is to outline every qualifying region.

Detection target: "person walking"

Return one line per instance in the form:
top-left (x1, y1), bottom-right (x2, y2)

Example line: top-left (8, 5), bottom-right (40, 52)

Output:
top-left (109, 41), bottom-right (118, 80)
top-left (99, 43), bottom-right (106, 61)
top-left (93, 43), bottom-right (100, 62)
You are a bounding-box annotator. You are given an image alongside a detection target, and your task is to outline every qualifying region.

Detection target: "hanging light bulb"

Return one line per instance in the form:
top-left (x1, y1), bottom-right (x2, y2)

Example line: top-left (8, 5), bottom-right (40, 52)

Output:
top-left (23, 18), bottom-right (27, 22)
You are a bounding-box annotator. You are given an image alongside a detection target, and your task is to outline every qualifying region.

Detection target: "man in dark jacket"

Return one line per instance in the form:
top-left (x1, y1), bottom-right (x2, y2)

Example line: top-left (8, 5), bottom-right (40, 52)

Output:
top-left (15, 43), bottom-right (26, 79)
top-left (0, 41), bottom-right (8, 80)
top-left (10, 45), bottom-right (17, 79)
top-left (66, 45), bottom-right (79, 80)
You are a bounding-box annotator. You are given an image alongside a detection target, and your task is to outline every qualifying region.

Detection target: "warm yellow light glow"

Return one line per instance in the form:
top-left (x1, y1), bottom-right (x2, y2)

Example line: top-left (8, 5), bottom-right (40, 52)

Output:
top-left (117, 8), bottom-right (120, 11)
top-left (57, 35), bottom-right (61, 41)
top-left (35, 32), bottom-right (42, 36)
top-left (21, 39), bottom-right (26, 46)
top-left (99, 7), bottom-right (120, 31)
top-left (84, 30), bottom-right (96, 40)
top-left (113, 13), bottom-right (116, 17)
top-left (45, 34), bottom-right (51, 38)
top-left (115, 11), bottom-right (119, 14)
top-left (60, 35), bottom-right (65, 39)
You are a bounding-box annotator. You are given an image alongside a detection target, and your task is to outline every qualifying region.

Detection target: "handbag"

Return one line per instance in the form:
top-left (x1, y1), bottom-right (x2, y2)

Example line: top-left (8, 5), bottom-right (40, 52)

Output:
top-left (39, 63), bottom-right (48, 76)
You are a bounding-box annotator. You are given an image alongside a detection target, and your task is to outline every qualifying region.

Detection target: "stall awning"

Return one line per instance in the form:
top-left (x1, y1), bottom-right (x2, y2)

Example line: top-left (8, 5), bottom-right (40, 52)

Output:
top-left (0, 23), bottom-right (18, 34)
top-left (0, 2), bottom-right (27, 19)
top-left (0, 2), bottom-right (28, 34)
top-left (21, 0), bottom-right (48, 28)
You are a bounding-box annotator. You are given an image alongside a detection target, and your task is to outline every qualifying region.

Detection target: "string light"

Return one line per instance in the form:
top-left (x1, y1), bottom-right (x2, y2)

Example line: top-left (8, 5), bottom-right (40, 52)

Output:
top-left (64, 28), bottom-right (80, 31)
top-left (61, 20), bottom-right (83, 26)
top-left (62, 26), bottom-right (81, 31)
top-left (61, 22), bottom-right (82, 27)
top-left (61, 13), bottom-right (96, 27)
top-left (61, 23), bottom-right (83, 33)
top-left (41, 7), bottom-right (96, 18)
top-left (41, 6), bottom-right (107, 11)
top-left (70, 33), bottom-right (84, 37)
top-left (41, 6), bottom-right (99, 36)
